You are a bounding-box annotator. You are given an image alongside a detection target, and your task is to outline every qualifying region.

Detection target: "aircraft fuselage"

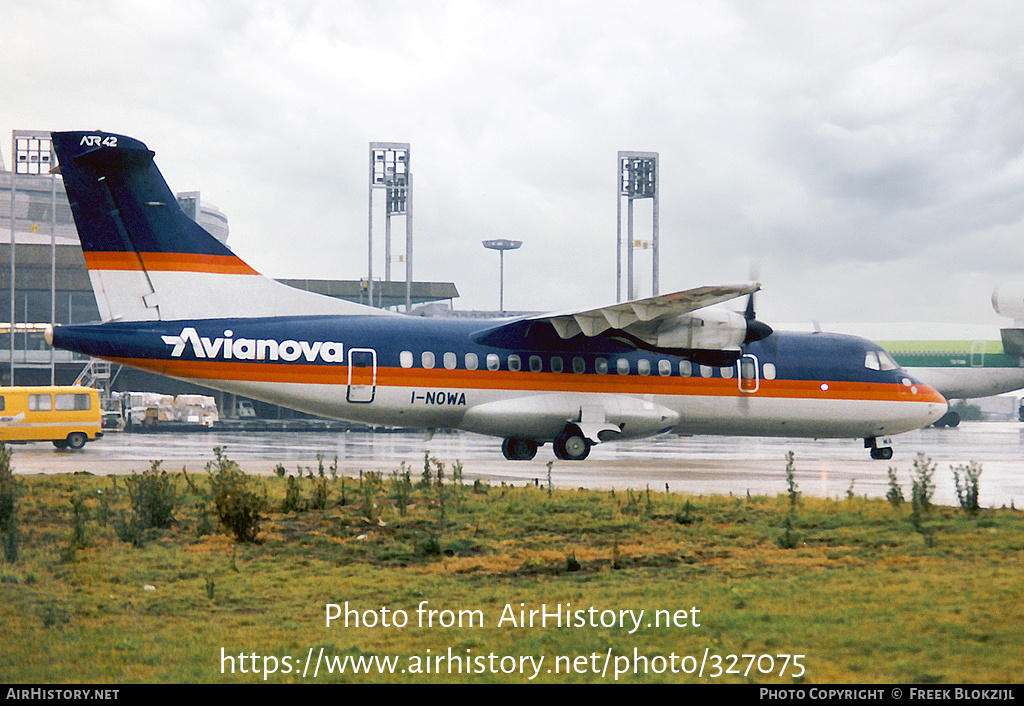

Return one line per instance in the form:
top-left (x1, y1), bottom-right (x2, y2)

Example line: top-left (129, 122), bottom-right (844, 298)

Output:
top-left (50, 314), bottom-right (946, 444)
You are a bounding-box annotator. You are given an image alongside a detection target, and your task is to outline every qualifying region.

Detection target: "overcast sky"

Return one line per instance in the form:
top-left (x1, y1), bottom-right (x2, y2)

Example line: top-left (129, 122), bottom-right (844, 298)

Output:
top-left (4, 0), bottom-right (1024, 328)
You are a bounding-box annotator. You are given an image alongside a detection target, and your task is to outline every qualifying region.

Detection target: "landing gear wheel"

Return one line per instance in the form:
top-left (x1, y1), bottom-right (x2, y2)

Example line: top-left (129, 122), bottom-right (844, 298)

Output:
top-left (65, 432), bottom-right (88, 450)
top-left (870, 446), bottom-right (893, 461)
top-left (501, 437), bottom-right (538, 461)
top-left (553, 429), bottom-right (591, 461)
top-left (865, 437), bottom-right (893, 461)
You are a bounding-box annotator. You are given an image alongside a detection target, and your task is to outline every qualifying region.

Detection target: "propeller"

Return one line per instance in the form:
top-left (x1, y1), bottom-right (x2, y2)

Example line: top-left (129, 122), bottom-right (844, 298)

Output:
top-left (741, 261), bottom-right (773, 344)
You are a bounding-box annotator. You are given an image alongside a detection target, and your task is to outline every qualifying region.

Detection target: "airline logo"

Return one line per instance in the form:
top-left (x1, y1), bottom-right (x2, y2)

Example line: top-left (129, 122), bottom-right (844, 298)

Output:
top-left (161, 327), bottom-right (345, 363)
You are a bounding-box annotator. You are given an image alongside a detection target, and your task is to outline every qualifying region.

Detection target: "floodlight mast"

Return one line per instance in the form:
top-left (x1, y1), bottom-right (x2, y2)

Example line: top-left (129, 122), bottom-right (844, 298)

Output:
top-left (482, 239), bottom-right (522, 314)
top-left (368, 143), bottom-right (412, 310)
top-left (8, 130), bottom-right (57, 384)
top-left (616, 151), bottom-right (659, 303)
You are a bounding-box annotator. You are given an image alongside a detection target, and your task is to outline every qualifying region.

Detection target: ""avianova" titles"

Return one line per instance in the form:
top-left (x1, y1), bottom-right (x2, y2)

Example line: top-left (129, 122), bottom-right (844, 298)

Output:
top-left (161, 327), bottom-right (345, 363)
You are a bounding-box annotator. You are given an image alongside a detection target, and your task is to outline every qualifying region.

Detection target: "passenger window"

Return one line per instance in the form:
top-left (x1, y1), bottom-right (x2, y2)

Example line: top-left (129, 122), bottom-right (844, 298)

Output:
top-left (443, 352), bottom-right (457, 370)
top-left (721, 365), bottom-right (733, 379)
top-left (679, 361), bottom-right (692, 377)
top-left (637, 359), bottom-right (650, 375)
top-left (617, 359), bottom-right (630, 375)
top-left (508, 355), bottom-right (521, 372)
top-left (421, 352), bottom-right (435, 369)
top-left (700, 365), bottom-right (713, 378)
top-left (486, 353), bottom-right (500, 371)
top-left (572, 357), bottom-right (586, 374)
top-left (465, 353), bottom-right (479, 370)
top-left (550, 356), bottom-right (563, 373)
top-left (529, 355), bottom-right (543, 372)
top-left (763, 362), bottom-right (777, 380)
top-left (595, 358), bottom-right (609, 374)
top-left (658, 360), bottom-right (671, 376)
top-left (400, 351), bottom-right (413, 368)
top-left (29, 394), bottom-right (51, 411)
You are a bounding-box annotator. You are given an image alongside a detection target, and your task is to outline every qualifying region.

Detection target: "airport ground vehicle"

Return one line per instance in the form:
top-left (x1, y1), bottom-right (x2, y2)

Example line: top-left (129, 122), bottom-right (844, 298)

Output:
top-left (0, 386), bottom-right (103, 449)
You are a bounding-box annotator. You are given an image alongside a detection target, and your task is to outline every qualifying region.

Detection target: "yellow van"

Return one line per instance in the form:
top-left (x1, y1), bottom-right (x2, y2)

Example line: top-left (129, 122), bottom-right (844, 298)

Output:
top-left (0, 386), bottom-right (103, 449)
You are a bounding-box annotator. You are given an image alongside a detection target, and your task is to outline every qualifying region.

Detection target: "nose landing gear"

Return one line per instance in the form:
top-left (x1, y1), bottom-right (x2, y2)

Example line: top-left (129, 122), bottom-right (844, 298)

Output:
top-left (865, 437), bottom-right (893, 460)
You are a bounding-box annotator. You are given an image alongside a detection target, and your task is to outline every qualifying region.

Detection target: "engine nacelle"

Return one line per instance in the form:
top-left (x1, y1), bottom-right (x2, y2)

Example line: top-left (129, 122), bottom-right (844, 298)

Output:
top-left (653, 308), bottom-right (749, 351)
top-left (992, 283), bottom-right (1024, 325)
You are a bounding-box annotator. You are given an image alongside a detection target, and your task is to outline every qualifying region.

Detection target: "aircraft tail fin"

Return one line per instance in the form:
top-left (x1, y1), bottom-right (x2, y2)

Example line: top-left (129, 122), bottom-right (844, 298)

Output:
top-left (51, 131), bottom-right (384, 322)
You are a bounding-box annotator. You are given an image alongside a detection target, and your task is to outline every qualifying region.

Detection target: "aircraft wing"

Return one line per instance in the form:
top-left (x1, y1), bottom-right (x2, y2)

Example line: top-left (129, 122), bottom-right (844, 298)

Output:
top-left (522, 284), bottom-right (758, 339)
top-left (471, 284), bottom-right (771, 363)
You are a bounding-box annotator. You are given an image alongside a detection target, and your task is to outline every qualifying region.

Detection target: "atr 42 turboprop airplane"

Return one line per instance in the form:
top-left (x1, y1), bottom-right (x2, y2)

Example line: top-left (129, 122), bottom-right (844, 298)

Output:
top-left (45, 131), bottom-right (946, 461)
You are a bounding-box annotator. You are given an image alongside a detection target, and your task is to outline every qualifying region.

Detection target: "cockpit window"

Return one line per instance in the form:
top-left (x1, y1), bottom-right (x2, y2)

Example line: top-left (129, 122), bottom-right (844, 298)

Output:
top-left (878, 350), bottom-right (899, 371)
top-left (865, 349), bottom-right (899, 371)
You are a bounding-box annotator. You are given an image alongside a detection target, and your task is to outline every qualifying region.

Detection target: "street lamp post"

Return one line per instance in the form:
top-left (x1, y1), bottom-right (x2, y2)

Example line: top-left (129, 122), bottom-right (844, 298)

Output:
top-left (482, 239), bottom-right (522, 314)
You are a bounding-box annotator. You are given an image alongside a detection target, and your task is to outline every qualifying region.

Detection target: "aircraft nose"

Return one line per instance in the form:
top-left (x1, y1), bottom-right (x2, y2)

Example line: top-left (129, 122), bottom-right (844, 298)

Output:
top-left (910, 382), bottom-right (948, 428)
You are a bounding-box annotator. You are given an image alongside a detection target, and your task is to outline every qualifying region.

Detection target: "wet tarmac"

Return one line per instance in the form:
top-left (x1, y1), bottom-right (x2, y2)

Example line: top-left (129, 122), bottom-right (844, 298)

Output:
top-left (8, 422), bottom-right (1024, 508)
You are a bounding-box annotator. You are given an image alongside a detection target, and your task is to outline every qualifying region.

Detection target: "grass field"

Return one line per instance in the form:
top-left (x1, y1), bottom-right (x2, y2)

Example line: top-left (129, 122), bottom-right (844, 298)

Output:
top-left (1, 447), bottom-right (1022, 684)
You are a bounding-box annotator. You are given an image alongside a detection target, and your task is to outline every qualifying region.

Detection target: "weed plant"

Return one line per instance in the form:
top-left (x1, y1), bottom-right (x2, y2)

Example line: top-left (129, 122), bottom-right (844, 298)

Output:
top-left (125, 461), bottom-right (178, 530)
top-left (952, 461), bottom-right (982, 516)
top-left (886, 466), bottom-right (904, 507)
top-left (206, 447), bottom-right (267, 542)
top-left (0, 443), bottom-right (18, 563)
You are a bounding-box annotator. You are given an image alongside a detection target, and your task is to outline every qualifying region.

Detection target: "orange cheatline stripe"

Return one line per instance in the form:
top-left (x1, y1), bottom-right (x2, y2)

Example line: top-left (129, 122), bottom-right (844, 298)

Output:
top-left (82, 251), bottom-right (259, 275)
top-left (104, 356), bottom-right (947, 404)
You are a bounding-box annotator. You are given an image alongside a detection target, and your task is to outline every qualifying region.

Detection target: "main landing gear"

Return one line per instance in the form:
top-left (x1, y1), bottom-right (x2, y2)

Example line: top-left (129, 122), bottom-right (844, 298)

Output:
top-left (500, 425), bottom-right (593, 461)
top-left (553, 426), bottom-right (591, 461)
top-left (501, 437), bottom-right (538, 461)
top-left (864, 437), bottom-right (893, 461)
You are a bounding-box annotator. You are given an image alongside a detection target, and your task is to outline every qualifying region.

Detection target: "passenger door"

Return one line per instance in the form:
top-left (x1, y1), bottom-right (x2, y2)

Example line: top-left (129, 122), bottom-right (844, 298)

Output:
top-left (347, 348), bottom-right (377, 403)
